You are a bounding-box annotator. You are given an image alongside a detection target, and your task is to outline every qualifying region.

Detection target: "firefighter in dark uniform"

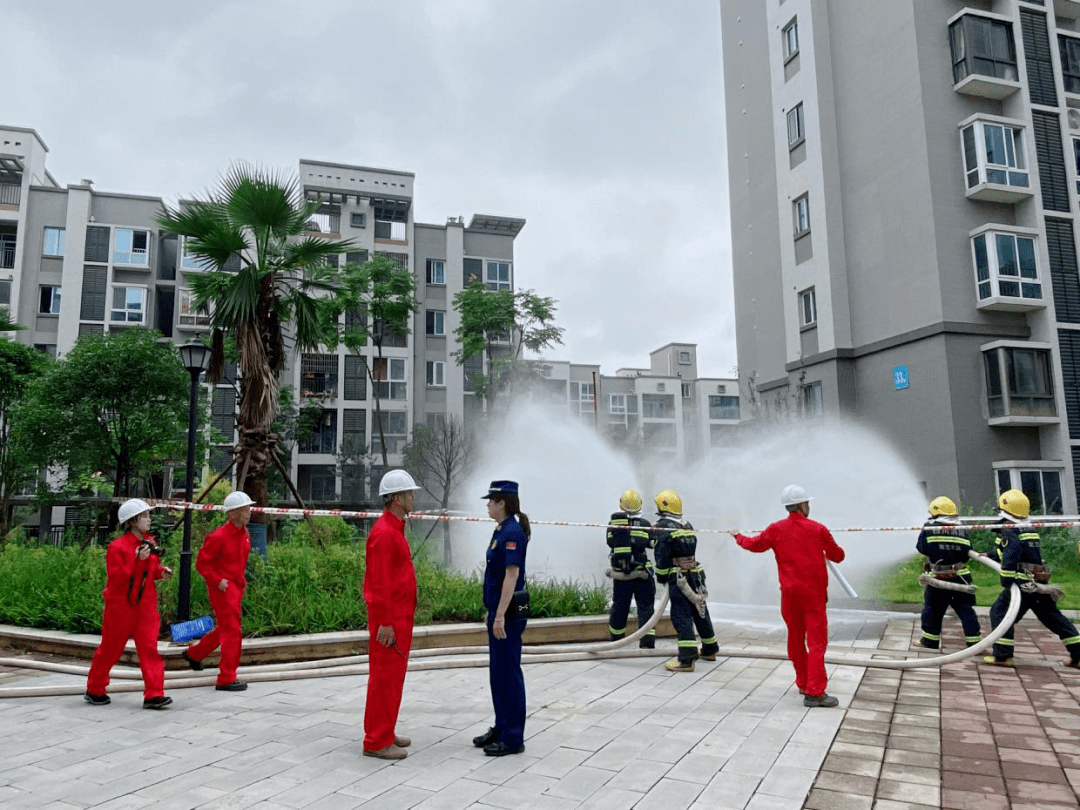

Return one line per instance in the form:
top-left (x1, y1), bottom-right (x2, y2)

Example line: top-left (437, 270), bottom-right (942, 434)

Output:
top-left (606, 489), bottom-right (656, 648)
top-left (985, 489), bottom-right (1080, 668)
top-left (916, 496), bottom-right (982, 650)
top-left (652, 489), bottom-right (719, 672)
top-left (472, 480), bottom-right (530, 756)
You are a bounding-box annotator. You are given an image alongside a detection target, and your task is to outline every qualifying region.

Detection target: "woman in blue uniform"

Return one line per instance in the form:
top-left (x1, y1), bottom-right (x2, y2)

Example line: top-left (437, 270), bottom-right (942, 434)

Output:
top-left (472, 480), bottom-right (530, 756)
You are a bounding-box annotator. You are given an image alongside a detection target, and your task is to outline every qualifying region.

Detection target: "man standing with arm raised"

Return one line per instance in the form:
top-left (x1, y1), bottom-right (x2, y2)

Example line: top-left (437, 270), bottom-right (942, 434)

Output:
top-left (730, 484), bottom-right (845, 707)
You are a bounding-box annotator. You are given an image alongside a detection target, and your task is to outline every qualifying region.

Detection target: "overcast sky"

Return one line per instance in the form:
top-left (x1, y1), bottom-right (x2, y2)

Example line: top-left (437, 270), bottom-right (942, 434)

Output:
top-left (8, 0), bottom-right (734, 377)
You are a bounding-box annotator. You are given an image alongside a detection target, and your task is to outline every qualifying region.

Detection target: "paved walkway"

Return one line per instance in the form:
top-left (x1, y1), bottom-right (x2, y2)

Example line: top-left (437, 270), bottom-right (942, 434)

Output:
top-left (1, 606), bottom-right (1078, 809)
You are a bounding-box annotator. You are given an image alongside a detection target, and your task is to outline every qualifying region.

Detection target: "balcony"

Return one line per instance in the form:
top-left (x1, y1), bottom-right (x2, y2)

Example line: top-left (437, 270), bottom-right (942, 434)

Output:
top-left (960, 116), bottom-right (1033, 204)
top-left (971, 227), bottom-right (1046, 313)
top-left (949, 12), bottom-right (1021, 100)
top-left (0, 182), bottom-right (20, 207)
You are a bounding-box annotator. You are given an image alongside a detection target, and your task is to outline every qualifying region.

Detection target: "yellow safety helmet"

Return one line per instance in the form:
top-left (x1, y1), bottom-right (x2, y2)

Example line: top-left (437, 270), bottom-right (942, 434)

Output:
top-left (998, 489), bottom-right (1030, 519)
top-left (619, 489), bottom-right (643, 513)
top-left (654, 489), bottom-right (683, 516)
top-left (928, 496), bottom-right (958, 517)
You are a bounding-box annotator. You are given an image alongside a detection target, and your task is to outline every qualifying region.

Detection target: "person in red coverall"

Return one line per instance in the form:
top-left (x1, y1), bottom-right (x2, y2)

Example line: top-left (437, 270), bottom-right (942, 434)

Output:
top-left (730, 484), bottom-right (846, 708)
top-left (181, 491), bottom-right (254, 691)
top-left (85, 498), bottom-right (174, 710)
top-left (362, 469), bottom-right (422, 760)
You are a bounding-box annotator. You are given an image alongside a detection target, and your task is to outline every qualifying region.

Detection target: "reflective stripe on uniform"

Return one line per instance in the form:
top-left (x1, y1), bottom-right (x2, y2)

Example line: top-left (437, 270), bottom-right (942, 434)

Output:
top-left (700, 636), bottom-right (717, 645)
top-left (609, 626), bottom-right (626, 636)
top-left (671, 530), bottom-right (695, 540)
top-left (677, 639), bottom-right (698, 648)
top-left (926, 535), bottom-right (971, 547)
top-left (965, 635), bottom-right (982, 643)
top-left (612, 547), bottom-right (631, 554)
top-left (1063, 635), bottom-right (1080, 645)
top-left (654, 566), bottom-right (677, 576)
top-left (997, 637), bottom-right (1014, 647)
top-left (922, 632), bottom-right (940, 641)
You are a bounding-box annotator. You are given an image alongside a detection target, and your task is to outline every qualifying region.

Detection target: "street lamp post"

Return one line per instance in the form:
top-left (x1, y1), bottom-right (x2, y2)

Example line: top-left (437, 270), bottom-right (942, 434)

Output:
top-left (178, 339), bottom-right (211, 622)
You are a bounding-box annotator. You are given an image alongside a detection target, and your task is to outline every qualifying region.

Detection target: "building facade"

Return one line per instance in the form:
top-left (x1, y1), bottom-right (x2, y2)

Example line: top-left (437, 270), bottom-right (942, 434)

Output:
top-left (0, 126), bottom-right (524, 506)
top-left (721, 0), bottom-right (1080, 512)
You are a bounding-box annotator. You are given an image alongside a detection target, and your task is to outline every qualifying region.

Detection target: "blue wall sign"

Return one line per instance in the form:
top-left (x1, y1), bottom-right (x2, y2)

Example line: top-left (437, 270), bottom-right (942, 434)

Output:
top-left (893, 365), bottom-right (910, 390)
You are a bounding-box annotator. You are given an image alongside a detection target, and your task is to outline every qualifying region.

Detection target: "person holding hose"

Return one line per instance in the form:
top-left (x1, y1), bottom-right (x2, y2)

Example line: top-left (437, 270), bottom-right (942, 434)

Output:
top-left (916, 496), bottom-right (981, 650)
top-left (181, 491), bottom-right (254, 691)
top-left (606, 489), bottom-right (656, 649)
top-left (472, 480), bottom-right (530, 757)
top-left (85, 498), bottom-right (173, 710)
top-left (730, 484), bottom-right (845, 707)
top-left (984, 489), bottom-right (1080, 668)
top-left (362, 469), bottom-right (422, 761)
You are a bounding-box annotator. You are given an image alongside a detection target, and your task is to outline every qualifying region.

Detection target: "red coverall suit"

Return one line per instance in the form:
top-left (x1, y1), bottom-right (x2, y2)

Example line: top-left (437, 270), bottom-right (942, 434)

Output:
top-left (735, 512), bottom-right (845, 696)
top-left (363, 510), bottom-right (417, 752)
top-left (86, 531), bottom-right (167, 699)
top-left (185, 519), bottom-right (250, 685)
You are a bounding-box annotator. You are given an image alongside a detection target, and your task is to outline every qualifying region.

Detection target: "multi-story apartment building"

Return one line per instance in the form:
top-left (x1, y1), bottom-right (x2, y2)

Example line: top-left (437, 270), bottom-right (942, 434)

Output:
top-left (0, 125), bottom-right (524, 506)
top-left (721, 0), bottom-right (1080, 513)
top-left (536, 343), bottom-right (740, 469)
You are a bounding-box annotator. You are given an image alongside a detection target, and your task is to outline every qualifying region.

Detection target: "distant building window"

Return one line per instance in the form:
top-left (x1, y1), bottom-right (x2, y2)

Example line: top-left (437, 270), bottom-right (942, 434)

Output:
top-left (983, 344), bottom-right (1056, 419)
top-left (570, 382), bottom-right (595, 421)
top-left (0, 279), bottom-right (11, 307)
top-left (374, 219), bottom-right (406, 240)
top-left (800, 287), bottom-right (817, 326)
top-left (43, 227), bottom-right (65, 257)
top-left (486, 261), bottom-right (511, 291)
top-left (426, 309), bottom-right (445, 336)
top-left (426, 259), bottom-right (445, 285)
top-left (110, 286), bottom-right (147, 323)
top-left (372, 410), bottom-right (408, 455)
top-left (1061, 35), bottom-right (1080, 94)
top-left (300, 353), bottom-right (339, 398)
top-left (178, 289), bottom-right (211, 326)
top-left (0, 234), bottom-right (13, 269)
top-left (642, 393), bottom-right (675, 419)
top-left (113, 228), bottom-right (149, 266)
top-left (350, 212), bottom-right (366, 229)
top-left (344, 355), bottom-right (368, 401)
top-left (681, 383), bottom-right (691, 398)
top-left (996, 467), bottom-right (1063, 514)
top-left (299, 410), bottom-right (337, 454)
top-left (793, 194), bottom-right (810, 237)
top-left (427, 360), bottom-right (445, 387)
top-left (678, 350), bottom-right (692, 364)
top-left (39, 285), bottom-right (61, 315)
top-left (801, 382), bottom-right (823, 417)
top-left (180, 236), bottom-right (213, 271)
top-left (971, 231), bottom-right (1041, 301)
top-left (374, 357), bottom-right (407, 400)
top-left (1074, 138), bottom-right (1080, 193)
top-left (949, 15), bottom-right (1017, 84)
top-left (782, 18), bottom-right (799, 61)
top-left (709, 395), bottom-right (740, 420)
top-left (306, 206), bottom-right (341, 234)
top-left (34, 343), bottom-right (57, 358)
top-left (787, 103), bottom-right (804, 148)
top-left (960, 119), bottom-right (1028, 190)
top-left (609, 393), bottom-right (628, 415)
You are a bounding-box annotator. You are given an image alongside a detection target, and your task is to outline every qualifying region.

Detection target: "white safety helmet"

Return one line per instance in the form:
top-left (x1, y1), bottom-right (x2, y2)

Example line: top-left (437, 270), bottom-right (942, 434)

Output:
top-left (223, 491), bottom-right (256, 511)
top-left (780, 484), bottom-right (813, 507)
top-left (379, 469), bottom-right (421, 497)
top-left (117, 498), bottom-right (151, 525)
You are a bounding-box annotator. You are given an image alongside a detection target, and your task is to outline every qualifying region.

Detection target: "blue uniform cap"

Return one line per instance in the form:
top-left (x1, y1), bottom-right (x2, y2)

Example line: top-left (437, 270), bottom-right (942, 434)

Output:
top-left (482, 480), bottom-right (519, 499)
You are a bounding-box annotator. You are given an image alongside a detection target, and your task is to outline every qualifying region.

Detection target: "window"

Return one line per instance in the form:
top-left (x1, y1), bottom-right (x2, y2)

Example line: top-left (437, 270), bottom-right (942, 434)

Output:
top-left (643, 422), bottom-right (677, 448)
top-left (801, 382), bottom-right (823, 417)
top-left (793, 195), bottom-right (810, 237)
top-left (178, 289), bottom-right (211, 326)
top-left (0, 279), bottom-right (10, 307)
top-left (305, 205), bottom-right (341, 234)
top-left (300, 353), bottom-right (338, 398)
top-left (427, 412), bottom-right (447, 429)
top-left (949, 15), bottom-right (1018, 84)
top-left (996, 467), bottom-right (1063, 514)
top-left (426, 309), bottom-right (445, 336)
top-left (570, 382), bottom-right (595, 420)
top-left (299, 410), bottom-right (337, 454)
top-left (960, 119), bottom-right (1028, 191)
top-left (33, 343), bottom-right (57, 358)
top-left (374, 219), bottom-right (406, 240)
top-left (971, 231), bottom-right (1042, 302)
top-left (782, 18), bottom-right (798, 61)
top-left (1074, 138), bottom-right (1080, 194)
top-left (709, 395), bottom-right (740, 420)
top-left (800, 288), bottom-right (817, 326)
top-left (110, 286), bottom-right (147, 323)
top-left (1, 233), bottom-right (16, 269)
top-left (486, 261), bottom-right (511, 291)
top-left (681, 383), bottom-right (691, 399)
top-left (787, 103), bottom-right (804, 148)
top-left (373, 357), bottom-right (407, 400)
top-left (113, 228), bottom-right (149, 266)
top-left (38, 285), bottom-right (61, 315)
top-left (350, 212), bottom-right (366, 228)
top-left (426, 259), bottom-right (445, 285)
top-left (609, 393), bottom-right (628, 415)
top-left (1061, 35), bottom-right (1080, 94)
top-left (298, 464), bottom-right (337, 502)
top-left (678, 350), bottom-right (692, 365)
top-left (427, 360), bottom-right (445, 387)
top-left (43, 227), bottom-right (65, 257)
top-left (344, 355), bottom-right (367, 400)
top-left (983, 344), bottom-right (1056, 419)
top-left (179, 237), bottom-right (212, 271)
top-left (372, 410), bottom-right (408, 455)
top-left (642, 393), bottom-right (675, 418)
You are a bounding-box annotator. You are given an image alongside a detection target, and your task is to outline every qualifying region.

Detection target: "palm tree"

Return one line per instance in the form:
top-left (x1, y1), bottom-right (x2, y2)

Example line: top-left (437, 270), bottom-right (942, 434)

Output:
top-left (156, 164), bottom-right (353, 508)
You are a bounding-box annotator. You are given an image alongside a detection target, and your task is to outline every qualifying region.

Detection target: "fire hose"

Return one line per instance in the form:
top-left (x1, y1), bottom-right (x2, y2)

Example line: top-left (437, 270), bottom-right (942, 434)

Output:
top-left (0, 552), bottom-right (1026, 699)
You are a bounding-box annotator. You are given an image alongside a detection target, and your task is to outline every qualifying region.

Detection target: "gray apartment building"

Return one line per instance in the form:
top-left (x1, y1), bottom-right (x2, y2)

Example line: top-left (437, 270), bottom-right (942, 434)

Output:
top-left (0, 125), bottom-right (524, 506)
top-left (721, 0), bottom-right (1080, 513)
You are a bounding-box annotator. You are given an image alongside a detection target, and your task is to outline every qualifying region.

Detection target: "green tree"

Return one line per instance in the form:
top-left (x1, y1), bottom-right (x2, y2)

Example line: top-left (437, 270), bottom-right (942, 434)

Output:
top-left (0, 340), bottom-right (50, 537)
top-left (16, 330), bottom-right (189, 500)
top-left (452, 282), bottom-right (564, 408)
top-left (402, 416), bottom-right (476, 564)
top-left (156, 164), bottom-right (354, 508)
top-left (335, 252), bottom-right (418, 469)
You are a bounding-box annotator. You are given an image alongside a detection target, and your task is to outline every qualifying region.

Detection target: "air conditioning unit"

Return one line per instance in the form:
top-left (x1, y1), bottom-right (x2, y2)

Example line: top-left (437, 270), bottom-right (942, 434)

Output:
top-left (1069, 108), bottom-right (1080, 131)
top-left (717, 385), bottom-right (726, 394)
